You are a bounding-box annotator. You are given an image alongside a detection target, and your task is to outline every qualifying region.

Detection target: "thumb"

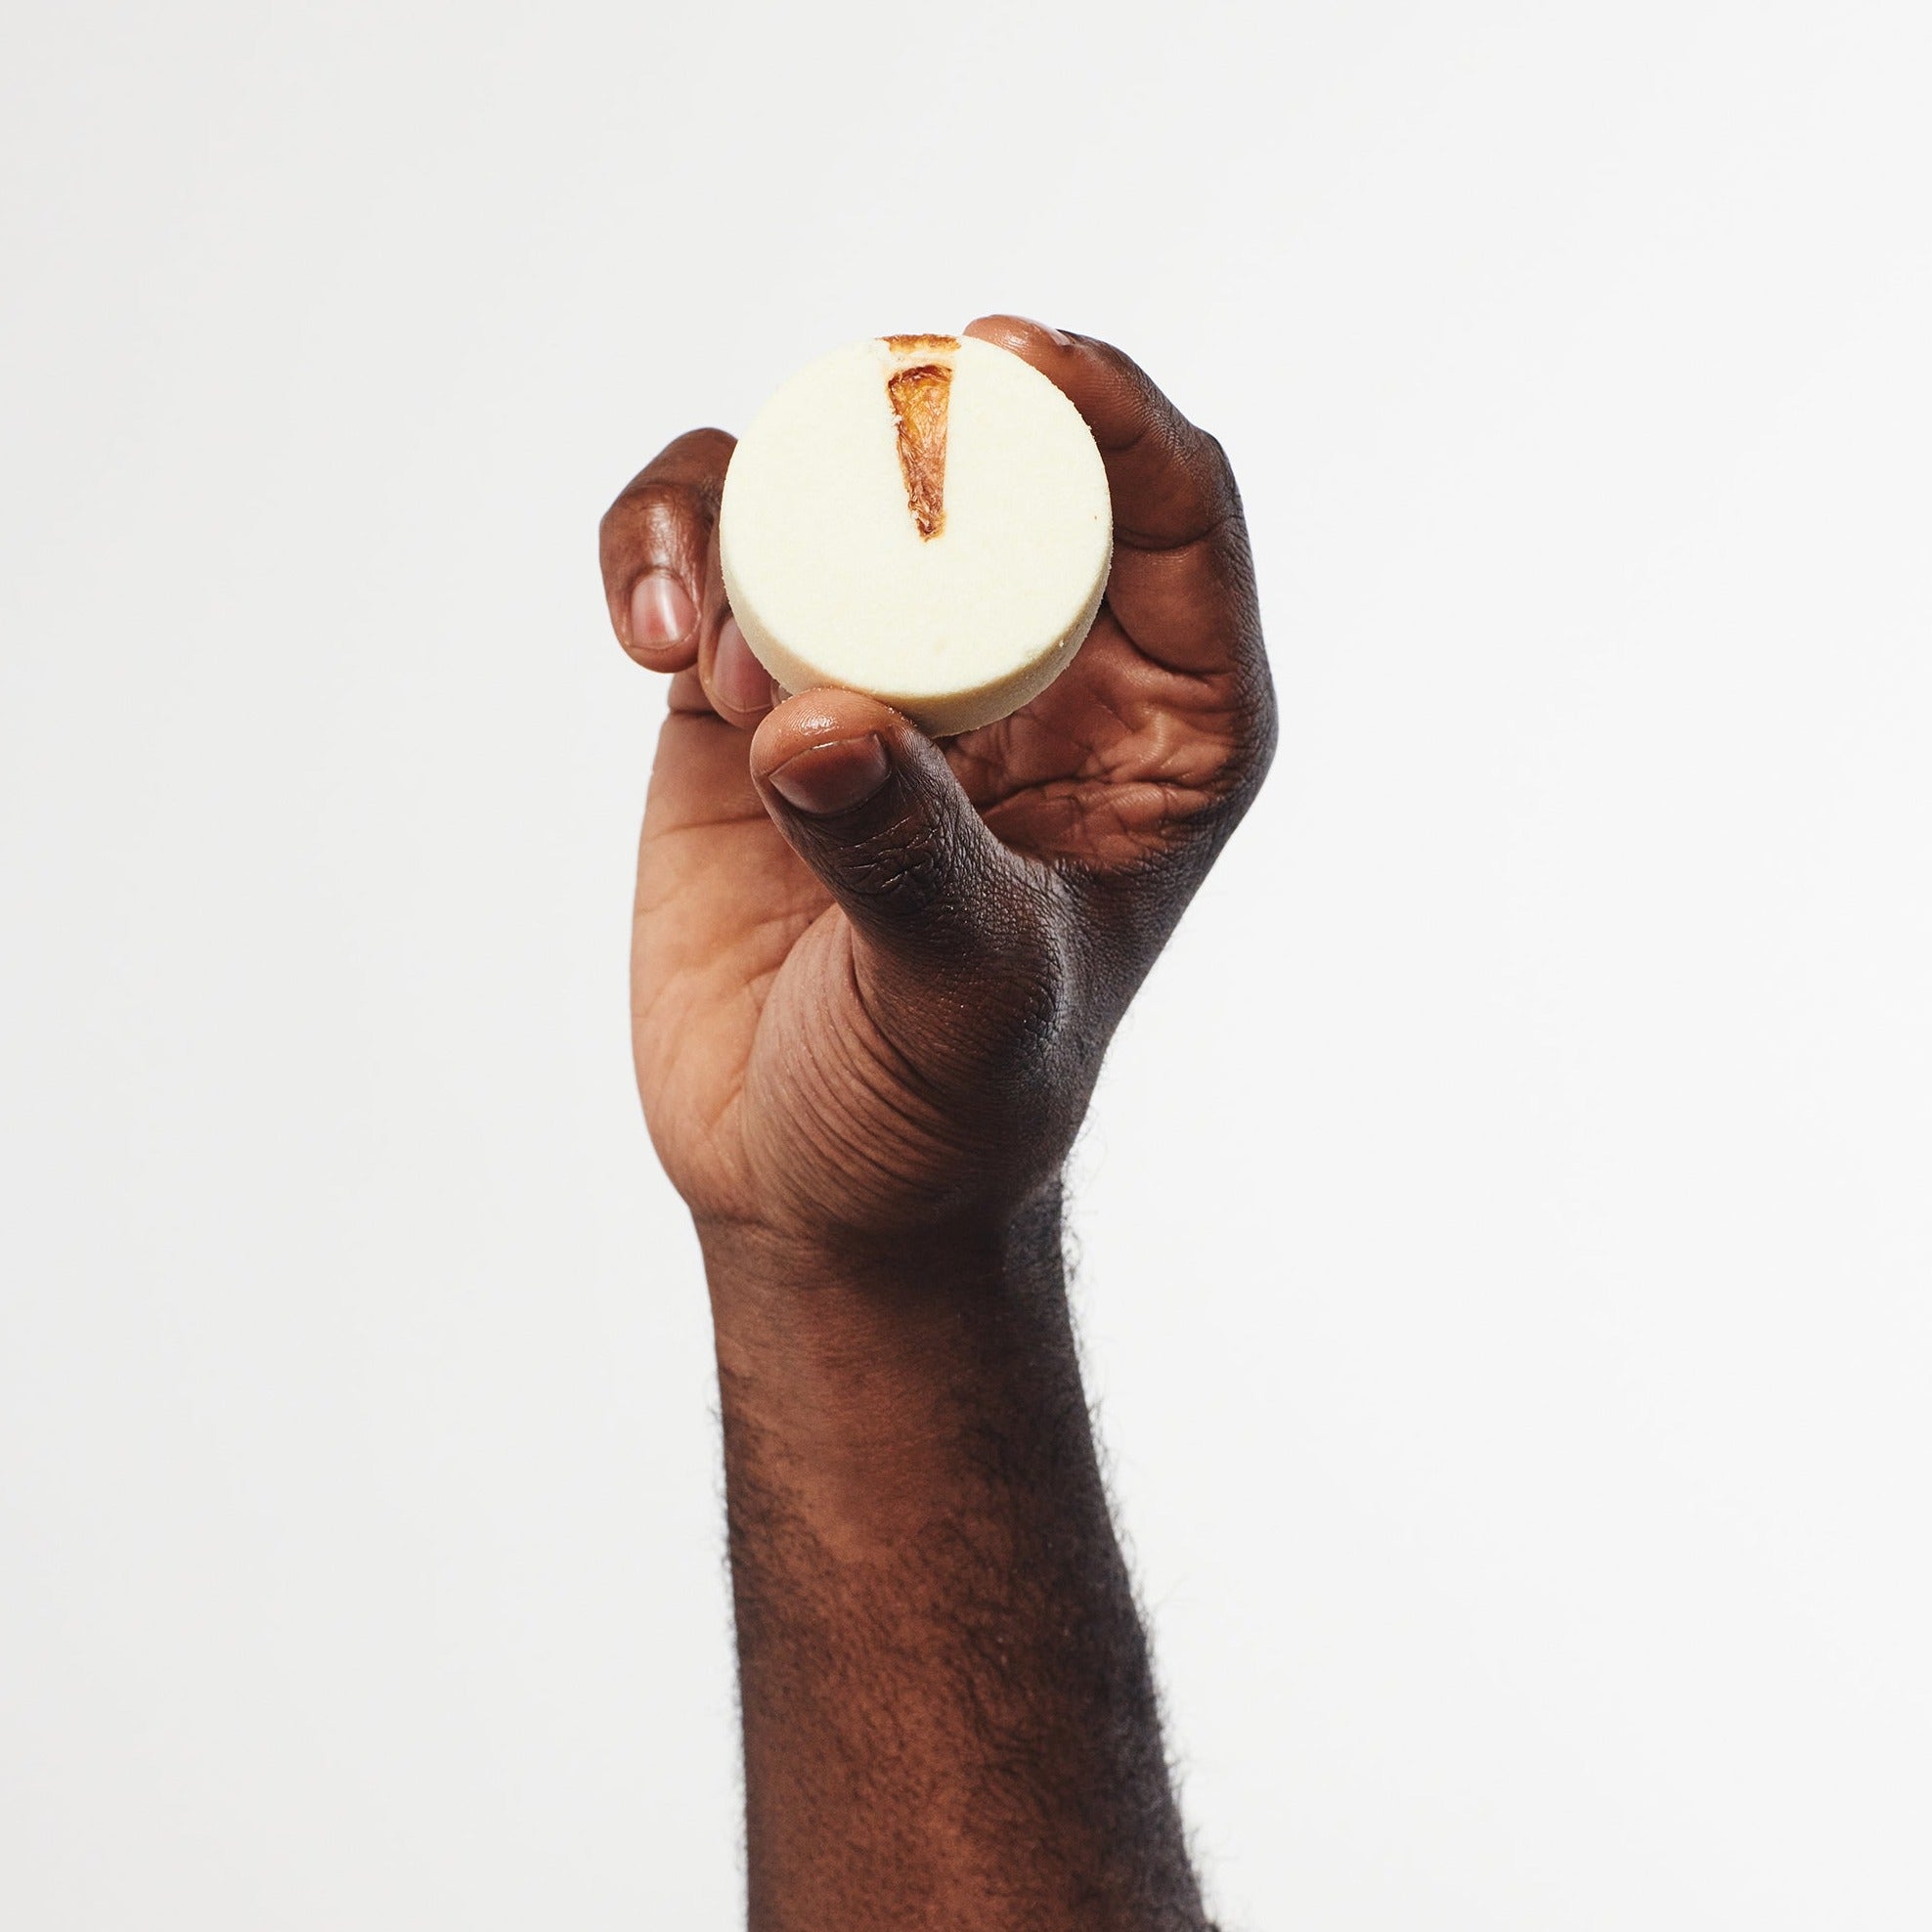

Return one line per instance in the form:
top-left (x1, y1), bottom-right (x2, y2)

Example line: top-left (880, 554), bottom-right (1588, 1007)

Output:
top-left (749, 690), bottom-right (1045, 979)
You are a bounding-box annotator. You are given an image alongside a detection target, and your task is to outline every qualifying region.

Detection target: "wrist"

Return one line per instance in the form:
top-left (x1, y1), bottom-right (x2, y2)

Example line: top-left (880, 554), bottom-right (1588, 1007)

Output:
top-left (693, 1181), bottom-right (1066, 1308)
top-left (695, 1190), bottom-right (1074, 1474)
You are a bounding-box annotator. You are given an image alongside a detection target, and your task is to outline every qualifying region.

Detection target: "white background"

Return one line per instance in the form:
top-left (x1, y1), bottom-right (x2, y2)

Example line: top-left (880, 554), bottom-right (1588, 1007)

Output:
top-left (3, 2), bottom-right (1928, 1925)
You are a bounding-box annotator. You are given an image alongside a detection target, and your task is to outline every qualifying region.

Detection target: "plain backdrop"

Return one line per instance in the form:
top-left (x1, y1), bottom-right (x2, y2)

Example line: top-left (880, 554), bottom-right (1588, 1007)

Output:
top-left (3, 1), bottom-right (1929, 1925)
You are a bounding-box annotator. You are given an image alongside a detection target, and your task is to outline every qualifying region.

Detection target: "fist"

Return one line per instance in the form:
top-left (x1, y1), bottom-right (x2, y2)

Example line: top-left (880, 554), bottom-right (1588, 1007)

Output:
top-left (598, 319), bottom-right (1275, 1253)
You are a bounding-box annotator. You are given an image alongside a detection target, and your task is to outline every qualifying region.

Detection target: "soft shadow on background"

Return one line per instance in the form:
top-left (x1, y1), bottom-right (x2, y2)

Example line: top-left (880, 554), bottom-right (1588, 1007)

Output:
top-left (3, 2), bottom-right (1927, 1926)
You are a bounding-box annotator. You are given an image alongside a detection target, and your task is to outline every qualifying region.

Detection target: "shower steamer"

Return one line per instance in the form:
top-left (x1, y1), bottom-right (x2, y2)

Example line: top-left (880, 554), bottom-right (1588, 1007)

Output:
top-left (719, 333), bottom-right (1113, 736)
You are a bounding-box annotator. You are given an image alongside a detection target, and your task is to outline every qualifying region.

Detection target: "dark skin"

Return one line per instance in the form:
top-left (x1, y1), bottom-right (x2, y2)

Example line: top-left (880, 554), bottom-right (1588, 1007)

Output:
top-left (599, 317), bottom-right (1275, 1929)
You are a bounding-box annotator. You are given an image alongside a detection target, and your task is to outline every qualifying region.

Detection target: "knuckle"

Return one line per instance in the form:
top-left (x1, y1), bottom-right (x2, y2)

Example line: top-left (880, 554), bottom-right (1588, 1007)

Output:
top-left (840, 812), bottom-right (952, 918)
top-left (602, 477), bottom-right (690, 545)
top-left (599, 429), bottom-right (734, 564)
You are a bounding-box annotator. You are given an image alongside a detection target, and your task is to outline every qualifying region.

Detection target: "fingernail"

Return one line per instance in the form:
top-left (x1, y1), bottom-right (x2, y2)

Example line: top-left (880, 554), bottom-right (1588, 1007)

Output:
top-left (714, 615), bottom-right (774, 715)
top-left (630, 572), bottom-right (695, 649)
top-left (767, 734), bottom-right (891, 816)
top-left (1013, 316), bottom-right (1073, 347)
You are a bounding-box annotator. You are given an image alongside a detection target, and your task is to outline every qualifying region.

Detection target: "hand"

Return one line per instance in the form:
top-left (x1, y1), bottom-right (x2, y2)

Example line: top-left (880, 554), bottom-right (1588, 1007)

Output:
top-left (598, 318), bottom-right (1275, 1254)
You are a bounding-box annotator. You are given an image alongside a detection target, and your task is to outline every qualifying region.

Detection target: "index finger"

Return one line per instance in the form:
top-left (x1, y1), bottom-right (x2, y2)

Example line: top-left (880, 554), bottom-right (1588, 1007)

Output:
top-left (598, 426), bottom-right (734, 672)
top-left (961, 316), bottom-right (1260, 680)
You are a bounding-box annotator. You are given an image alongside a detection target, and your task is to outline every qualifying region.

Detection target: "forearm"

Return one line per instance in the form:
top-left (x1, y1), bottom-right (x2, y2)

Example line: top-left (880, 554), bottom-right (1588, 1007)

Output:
top-left (703, 1195), bottom-right (1211, 1931)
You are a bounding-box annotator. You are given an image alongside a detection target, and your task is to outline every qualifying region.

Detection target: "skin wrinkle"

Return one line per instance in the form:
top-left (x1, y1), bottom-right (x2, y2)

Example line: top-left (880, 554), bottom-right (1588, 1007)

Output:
top-left (642, 806), bottom-right (773, 845)
top-left (830, 1012), bottom-right (1050, 1190)
top-left (1111, 505), bottom-right (1239, 558)
top-left (834, 815), bottom-right (952, 919)
top-left (602, 318), bottom-right (1267, 1930)
top-left (635, 927), bottom-right (812, 1050)
top-left (945, 648), bottom-right (1247, 804)
top-left (811, 1044), bottom-right (946, 1175)
top-left (737, 956), bottom-right (1030, 1230)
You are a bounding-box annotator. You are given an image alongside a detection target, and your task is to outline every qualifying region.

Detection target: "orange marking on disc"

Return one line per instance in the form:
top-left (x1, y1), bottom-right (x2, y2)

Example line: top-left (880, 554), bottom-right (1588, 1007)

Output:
top-left (881, 336), bottom-right (957, 541)
top-left (887, 364), bottom-right (951, 540)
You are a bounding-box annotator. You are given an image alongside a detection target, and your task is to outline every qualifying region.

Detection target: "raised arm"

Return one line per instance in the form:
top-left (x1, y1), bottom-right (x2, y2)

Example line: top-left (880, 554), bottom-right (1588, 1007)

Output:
top-left (599, 317), bottom-right (1274, 1928)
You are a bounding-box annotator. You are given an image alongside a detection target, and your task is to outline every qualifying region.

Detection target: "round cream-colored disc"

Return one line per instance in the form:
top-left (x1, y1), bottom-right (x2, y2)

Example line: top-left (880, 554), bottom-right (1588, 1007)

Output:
top-left (719, 333), bottom-right (1112, 736)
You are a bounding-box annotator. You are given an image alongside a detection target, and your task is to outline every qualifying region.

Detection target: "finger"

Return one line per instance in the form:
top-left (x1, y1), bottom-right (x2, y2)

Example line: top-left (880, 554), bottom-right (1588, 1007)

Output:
top-left (696, 512), bottom-right (779, 729)
top-left (704, 612), bottom-right (780, 726)
top-left (598, 427), bottom-right (733, 671)
top-left (748, 688), bottom-right (1053, 987)
top-left (961, 317), bottom-right (1260, 680)
top-left (963, 317), bottom-right (1233, 552)
top-left (666, 668), bottom-right (712, 714)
